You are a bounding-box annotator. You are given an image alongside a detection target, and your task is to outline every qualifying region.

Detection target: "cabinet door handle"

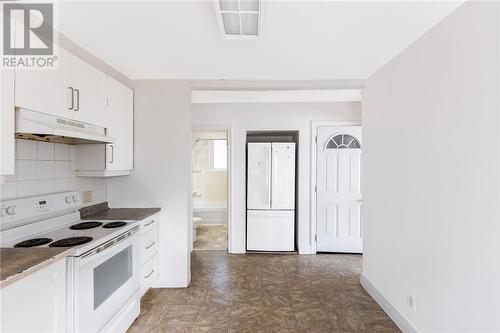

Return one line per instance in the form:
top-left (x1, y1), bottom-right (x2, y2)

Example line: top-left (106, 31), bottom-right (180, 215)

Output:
top-left (144, 269), bottom-right (155, 279)
top-left (68, 87), bottom-right (74, 110)
top-left (145, 241), bottom-right (155, 250)
top-left (109, 145), bottom-right (114, 163)
top-left (144, 220), bottom-right (155, 227)
top-left (74, 89), bottom-right (80, 111)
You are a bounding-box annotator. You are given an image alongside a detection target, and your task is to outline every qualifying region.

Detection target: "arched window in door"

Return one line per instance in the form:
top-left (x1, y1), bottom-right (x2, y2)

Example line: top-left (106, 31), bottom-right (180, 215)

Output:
top-left (325, 134), bottom-right (361, 149)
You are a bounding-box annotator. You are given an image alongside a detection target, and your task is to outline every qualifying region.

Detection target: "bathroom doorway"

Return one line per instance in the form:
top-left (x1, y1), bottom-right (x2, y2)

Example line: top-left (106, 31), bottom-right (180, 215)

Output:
top-left (192, 130), bottom-right (229, 251)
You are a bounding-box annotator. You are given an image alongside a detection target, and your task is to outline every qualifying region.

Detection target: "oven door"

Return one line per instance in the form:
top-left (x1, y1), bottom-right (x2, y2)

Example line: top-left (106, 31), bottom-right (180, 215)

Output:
top-left (74, 227), bottom-right (140, 333)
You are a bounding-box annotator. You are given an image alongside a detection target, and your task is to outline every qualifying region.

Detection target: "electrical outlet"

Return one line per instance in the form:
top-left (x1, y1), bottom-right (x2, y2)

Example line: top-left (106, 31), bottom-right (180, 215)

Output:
top-left (407, 294), bottom-right (416, 312)
top-left (82, 191), bottom-right (92, 203)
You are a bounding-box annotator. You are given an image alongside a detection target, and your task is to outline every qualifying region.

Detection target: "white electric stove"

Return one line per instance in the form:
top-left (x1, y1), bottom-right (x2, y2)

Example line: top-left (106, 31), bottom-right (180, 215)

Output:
top-left (0, 191), bottom-right (141, 333)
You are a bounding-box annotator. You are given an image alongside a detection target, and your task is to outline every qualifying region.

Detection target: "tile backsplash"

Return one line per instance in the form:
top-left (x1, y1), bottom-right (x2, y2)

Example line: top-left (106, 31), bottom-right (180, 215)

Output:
top-left (0, 139), bottom-right (106, 206)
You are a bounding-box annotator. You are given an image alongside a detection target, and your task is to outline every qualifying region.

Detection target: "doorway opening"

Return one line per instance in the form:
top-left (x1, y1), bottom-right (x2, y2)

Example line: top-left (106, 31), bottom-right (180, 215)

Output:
top-left (192, 130), bottom-right (229, 251)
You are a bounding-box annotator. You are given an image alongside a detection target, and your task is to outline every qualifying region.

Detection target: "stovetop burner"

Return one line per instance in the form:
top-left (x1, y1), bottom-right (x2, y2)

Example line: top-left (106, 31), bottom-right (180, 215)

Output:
top-left (102, 221), bottom-right (127, 229)
top-left (69, 221), bottom-right (103, 230)
top-left (14, 238), bottom-right (53, 248)
top-left (49, 236), bottom-right (93, 247)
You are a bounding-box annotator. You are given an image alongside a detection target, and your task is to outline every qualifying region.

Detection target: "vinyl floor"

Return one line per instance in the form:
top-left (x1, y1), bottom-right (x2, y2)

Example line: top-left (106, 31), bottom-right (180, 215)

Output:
top-left (193, 224), bottom-right (227, 251)
top-left (128, 251), bottom-right (401, 333)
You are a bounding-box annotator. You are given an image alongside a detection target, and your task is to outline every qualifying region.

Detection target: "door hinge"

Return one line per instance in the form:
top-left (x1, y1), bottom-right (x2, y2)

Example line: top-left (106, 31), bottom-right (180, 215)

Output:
top-left (315, 136), bottom-right (317, 144)
top-left (315, 185), bottom-right (317, 193)
top-left (314, 234), bottom-right (317, 242)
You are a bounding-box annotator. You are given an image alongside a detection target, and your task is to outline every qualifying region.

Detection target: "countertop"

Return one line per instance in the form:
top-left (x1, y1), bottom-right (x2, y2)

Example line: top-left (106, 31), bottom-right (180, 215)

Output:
top-left (80, 202), bottom-right (161, 221)
top-left (0, 247), bottom-right (74, 289)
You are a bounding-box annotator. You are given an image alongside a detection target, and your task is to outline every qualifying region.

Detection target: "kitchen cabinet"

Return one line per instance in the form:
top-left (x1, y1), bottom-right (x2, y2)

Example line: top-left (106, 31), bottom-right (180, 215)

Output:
top-left (106, 77), bottom-right (134, 171)
top-left (0, 259), bottom-right (66, 333)
top-left (76, 76), bottom-right (134, 177)
top-left (14, 48), bottom-right (68, 118)
top-left (139, 214), bottom-right (159, 295)
top-left (0, 69), bottom-right (15, 175)
top-left (63, 50), bottom-right (107, 124)
top-left (14, 48), bottom-right (107, 127)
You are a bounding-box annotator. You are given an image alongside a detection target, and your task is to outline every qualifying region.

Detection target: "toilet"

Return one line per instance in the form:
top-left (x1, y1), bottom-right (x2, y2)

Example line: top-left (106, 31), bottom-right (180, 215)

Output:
top-left (193, 217), bottom-right (203, 242)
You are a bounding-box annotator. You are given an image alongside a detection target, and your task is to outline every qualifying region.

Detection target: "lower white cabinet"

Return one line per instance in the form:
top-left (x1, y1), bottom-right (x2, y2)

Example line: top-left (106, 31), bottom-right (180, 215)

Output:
top-left (141, 254), bottom-right (159, 294)
top-left (139, 214), bottom-right (159, 295)
top-left (0, 259), bottom-right (66, 333)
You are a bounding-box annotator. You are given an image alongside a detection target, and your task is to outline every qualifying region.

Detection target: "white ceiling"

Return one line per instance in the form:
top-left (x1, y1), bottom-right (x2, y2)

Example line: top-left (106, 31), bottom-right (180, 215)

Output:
top-left (59, 1), bottom-right (462, 80)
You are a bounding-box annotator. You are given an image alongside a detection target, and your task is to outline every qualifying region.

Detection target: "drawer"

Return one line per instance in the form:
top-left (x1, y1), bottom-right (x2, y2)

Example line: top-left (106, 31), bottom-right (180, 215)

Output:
top-left (140, 226), bottom-right (158, 264)
top-left (140, 214), bottom-right (159, 235)
top-left (140, 254), bottom-right (158, 295)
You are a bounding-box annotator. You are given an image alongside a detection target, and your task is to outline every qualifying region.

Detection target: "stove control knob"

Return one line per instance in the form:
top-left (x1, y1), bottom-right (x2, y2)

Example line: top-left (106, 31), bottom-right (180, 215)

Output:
top-left (6, 206), bottom-right (16, 215)
top-left (72, 195), bottom-right (80, 203)
top-left (65, 196), bottom-right (73, 204)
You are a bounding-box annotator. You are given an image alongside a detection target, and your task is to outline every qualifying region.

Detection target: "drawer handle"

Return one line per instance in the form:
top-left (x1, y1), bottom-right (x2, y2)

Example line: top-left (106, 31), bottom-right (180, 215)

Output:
top-left (144, 220), bottom-right (155, 227)
top-left (144, 269), bottom-right (155, 279)
top-left (145, 241), bottom-right (155, 250)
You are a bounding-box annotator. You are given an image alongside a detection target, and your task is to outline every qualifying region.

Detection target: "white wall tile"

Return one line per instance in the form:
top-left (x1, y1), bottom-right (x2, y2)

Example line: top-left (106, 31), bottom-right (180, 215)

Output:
top-left (0, 182), bottom-right (17, 200)
top-left (70, 178), bottom-right (81, 191)
top-left (69, 145), bottom-right (76, 161)
top-left (16, 139), bottom-right (37, 160)
top-left (69, 161), bottom-right (77, 177)
top-left (37, 160), bottom-right (54, 179)
top-left (37, 179), bottom-right (54, 195)
top-left (55, 144), bottom-right (70, 161)
top-left (5, 142), bottom-right (107, 206)
top-left (55, 161), bottom-right (70, 178)
top-left (17, 181), bottom-right (37, 198)
top-left (37, 142), bottom-right (55, 160)
top-left (54, 178), bottom-right (71, 192)
top-left (3, 164), bottom-right (16, 182)
top-left (16, 160), bottom-right (37, 181)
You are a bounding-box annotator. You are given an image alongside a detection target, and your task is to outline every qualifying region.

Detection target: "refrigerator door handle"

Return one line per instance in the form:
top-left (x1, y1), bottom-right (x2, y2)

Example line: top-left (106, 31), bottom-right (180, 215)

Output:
top-left (268, 144), bottom-right (274, 208)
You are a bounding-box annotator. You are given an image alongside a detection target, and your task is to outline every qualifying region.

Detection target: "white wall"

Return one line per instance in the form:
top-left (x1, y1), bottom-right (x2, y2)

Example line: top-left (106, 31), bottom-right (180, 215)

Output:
top-left (106, 81), bottom-right (192, 287)
top-left (362, 2), bottom-right (500, 332)
top-left (192, 102), bottom-right (361, 254)
top-left (0, 140), bottom-right (106, 206)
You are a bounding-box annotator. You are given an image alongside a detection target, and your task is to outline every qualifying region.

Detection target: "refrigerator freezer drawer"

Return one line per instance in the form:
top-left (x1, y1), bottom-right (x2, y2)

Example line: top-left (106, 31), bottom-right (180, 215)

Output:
top-left (247, 210), bottom-right (295, 251)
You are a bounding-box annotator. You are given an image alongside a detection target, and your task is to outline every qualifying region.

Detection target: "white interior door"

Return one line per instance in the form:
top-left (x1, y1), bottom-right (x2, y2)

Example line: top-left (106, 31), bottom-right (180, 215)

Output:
top-left (271, 143), bottom-right (296, 209)
top-left (247, 143), bottom-right (271, 209)
top-left (316, 126), bottom-right (363, 253)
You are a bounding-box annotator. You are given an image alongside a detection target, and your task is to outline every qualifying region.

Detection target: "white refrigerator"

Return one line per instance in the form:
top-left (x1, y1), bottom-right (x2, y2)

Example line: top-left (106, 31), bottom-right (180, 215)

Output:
top-left (247, 142), bottom-right (296, 251)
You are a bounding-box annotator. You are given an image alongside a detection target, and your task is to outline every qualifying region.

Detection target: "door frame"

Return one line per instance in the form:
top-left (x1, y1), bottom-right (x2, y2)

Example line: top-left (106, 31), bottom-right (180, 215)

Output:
top-left (310, 121), bottom-right (362, 254)
top-left (191, 125), bottom-right (233, 253)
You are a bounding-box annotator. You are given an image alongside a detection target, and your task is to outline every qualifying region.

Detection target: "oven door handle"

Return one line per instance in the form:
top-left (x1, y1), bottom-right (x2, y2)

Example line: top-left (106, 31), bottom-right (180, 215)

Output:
top-left (80, 226), bottom-right (139, 260)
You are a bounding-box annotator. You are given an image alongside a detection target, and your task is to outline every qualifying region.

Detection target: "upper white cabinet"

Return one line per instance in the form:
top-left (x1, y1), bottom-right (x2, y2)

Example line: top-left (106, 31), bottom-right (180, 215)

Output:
top-left (75, 76), bottom-right (134, 177)
top-left (1, 69), bottom-right (15, 175)
top-left (106, 77), bottom-right (134, 172)
top-left (64, 50), bottom-right (107, 124)
top-left (15, 48), bottom-right (68, 119)
top-left (11, 40), bottom-right (133, 178)
top-left (14, 48), bottom-right (107, 127)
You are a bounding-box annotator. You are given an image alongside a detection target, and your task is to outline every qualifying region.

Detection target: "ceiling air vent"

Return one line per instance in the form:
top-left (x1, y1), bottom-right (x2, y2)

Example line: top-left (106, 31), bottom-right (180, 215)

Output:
top-left (214, 0), bottom-right (261, 39)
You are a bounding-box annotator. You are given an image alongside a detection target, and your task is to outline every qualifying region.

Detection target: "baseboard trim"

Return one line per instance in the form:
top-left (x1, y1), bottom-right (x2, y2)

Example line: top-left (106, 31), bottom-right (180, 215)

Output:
top-left (360, 274), bottom-right (418, 333)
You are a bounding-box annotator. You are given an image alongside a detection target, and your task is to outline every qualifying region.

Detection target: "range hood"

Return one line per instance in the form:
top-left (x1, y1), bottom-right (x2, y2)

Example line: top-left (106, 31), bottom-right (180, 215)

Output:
top-left (15, 108), bottom-right (114, 144)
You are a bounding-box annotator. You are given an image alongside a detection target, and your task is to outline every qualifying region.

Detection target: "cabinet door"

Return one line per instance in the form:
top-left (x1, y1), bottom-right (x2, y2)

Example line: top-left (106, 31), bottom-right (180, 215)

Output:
top-left (106, 77), bottom-right (133, 171)
top-left (1, 69), bottom-right (15, 175)
top-left (64, 50), bottom-right (107, 126)
top-left (15, 49), bottom-right (68, 118)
